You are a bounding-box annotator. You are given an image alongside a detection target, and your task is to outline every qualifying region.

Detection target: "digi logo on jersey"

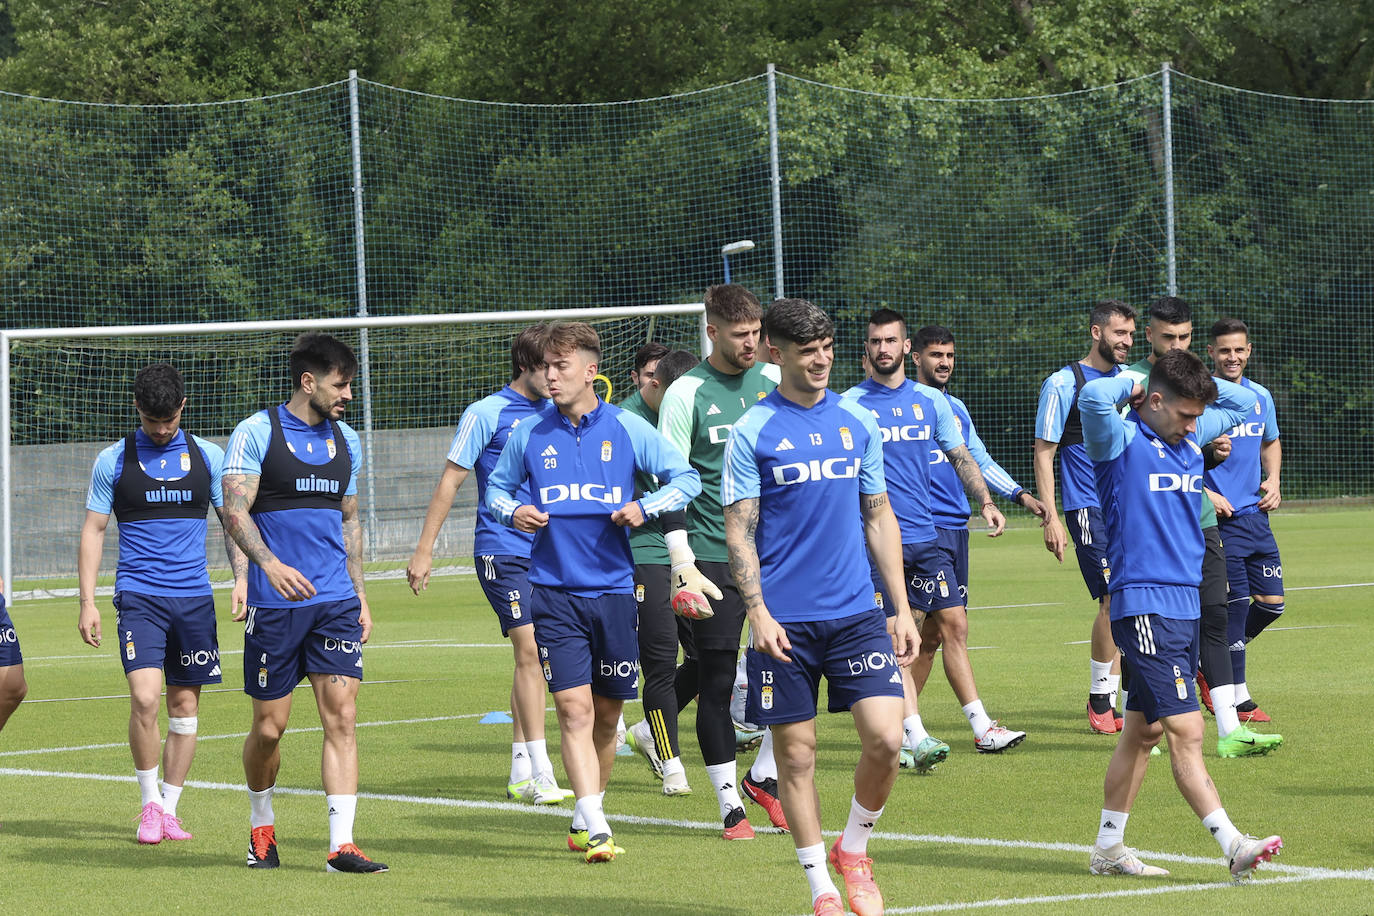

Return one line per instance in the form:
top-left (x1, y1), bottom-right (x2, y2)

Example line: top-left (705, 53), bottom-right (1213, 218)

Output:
top-left (879, 424), bottom-right (931, 444)
top-left (1148, 473), bottom-right (1203, 493)
top-left (144, 486), bottom-right (194, 504)
top-left (539, 483), bottom-right (624, 505)
top-left (772, 457), bottom-right (860, 486)
top-left (708, 424), bottom-right (735, 444)
top-left (295, 474), bottom-right (341, 494)
top-left (1227, 422), bottom-right (1266, 439)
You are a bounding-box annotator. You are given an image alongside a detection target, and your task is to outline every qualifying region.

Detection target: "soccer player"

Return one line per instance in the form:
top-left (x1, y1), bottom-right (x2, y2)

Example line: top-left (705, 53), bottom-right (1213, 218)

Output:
top-left (1034, 299), bottom-right (1136, 733)
top-left (657, 283), bottom-right (788, 838)
top-left (908, 325), bottom-right (1045, 755)
top-left (619, 341), bottom-right (669, 417)
top-left (621, 349), bottom-right (716, 796)
top-left (0, 577), bottom-right (27, 738)
top-left (1080, 348), bottom-right (1282, 880)
top-left (723, 297), bottom-right (917, 916)
top-left (1205, 318), bottom-right (1285, 724)
top-left (1119, 301), bottom-right (1281, 757)
top-left (223, 332), bottom-right (387, 874)
top-left (486, 322), bottom-right (701, 863)
top-left (843, 312), bottom-right (1016, 774)
top-left (76, 363), bottom-right (231, 844)
top-left (406, 324), bottom-right (575, 804)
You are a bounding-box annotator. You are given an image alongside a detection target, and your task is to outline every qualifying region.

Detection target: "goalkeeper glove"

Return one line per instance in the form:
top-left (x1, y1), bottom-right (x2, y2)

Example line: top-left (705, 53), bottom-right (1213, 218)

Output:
top-left (668, 538), bottom-right (721, 620)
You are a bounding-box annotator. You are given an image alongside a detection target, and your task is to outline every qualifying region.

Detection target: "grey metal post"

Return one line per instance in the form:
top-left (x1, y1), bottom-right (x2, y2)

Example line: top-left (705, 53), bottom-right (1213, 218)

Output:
top-left (1162, 62), bottom-right (1178, 297)
top-left (348, 71), bottom-right (378, 561)
top-left (1, 333), bottom-right (11, 603)
top-left (767, 64), bottom-right (785, 300)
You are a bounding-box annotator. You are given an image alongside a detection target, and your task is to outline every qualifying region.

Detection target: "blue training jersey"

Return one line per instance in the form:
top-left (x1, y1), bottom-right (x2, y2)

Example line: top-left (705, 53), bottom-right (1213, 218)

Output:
top-left (225, 405), bottom-right (362, 608)
top-left (721, 389), bottom-right (886, 624)
top-left (929, 390), bottom-right (1023, 529)
top-left (486, 399), bottom-right (700, 596)
top-left (1202, 377), bottom-right (1279, 517)
top-left (1081, 376), bottom-right (1256, 621)
top-left (842, 378), bottom-right (962, 545)
top-left (87, 429), bottom-right (225, 596)
top-left (1036, 362), bottom-right (1119, 510)
top-left (448, 385), bottom-right (546, 557)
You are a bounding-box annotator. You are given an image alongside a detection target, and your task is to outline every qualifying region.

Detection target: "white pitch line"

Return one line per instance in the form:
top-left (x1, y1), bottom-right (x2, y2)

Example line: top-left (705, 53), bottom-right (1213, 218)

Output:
top-left (20, 642), bottom-right (508, 663)
top-left (15, 677), bottom-right (434, 706)
top-left (969, 603), bottom-right (1061, 610)
top-left (1287, 582), bottom-right (1374, 591)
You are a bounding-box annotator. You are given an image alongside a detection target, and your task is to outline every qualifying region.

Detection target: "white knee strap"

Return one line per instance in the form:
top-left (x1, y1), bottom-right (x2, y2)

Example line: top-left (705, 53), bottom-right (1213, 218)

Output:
top-left (167, 715), bottom-right (198, 736)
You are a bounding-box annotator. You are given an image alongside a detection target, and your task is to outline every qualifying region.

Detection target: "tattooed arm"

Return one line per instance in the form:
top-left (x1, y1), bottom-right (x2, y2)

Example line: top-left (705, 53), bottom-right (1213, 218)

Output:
top-left (724, 497), bottom-right (791, 662)
top-left (222, 472), bottom-right (316, 603)
top-left (860, 491), bottom-right (917, 665)
top-left (214, 506), bottom-right (250, 620)
top-left (947, 443), bottom-right (1006, 537)
top-left (342, 494), bottom-right (373, 643)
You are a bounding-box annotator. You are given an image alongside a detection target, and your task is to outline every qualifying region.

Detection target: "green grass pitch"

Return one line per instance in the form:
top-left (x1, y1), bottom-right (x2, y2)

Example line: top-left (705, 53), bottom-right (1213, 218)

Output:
top-left (2, 508), bottom-right (1371, 914)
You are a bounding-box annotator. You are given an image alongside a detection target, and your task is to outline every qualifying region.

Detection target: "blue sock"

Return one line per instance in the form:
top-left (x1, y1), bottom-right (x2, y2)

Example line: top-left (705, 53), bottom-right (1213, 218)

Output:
top-left (1245, 600), bottom-right (1284, 640)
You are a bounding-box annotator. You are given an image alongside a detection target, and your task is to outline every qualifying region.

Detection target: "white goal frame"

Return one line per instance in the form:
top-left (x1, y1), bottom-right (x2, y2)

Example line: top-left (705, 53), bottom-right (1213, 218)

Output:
top-left (0, 303), bottom-right (707, 602)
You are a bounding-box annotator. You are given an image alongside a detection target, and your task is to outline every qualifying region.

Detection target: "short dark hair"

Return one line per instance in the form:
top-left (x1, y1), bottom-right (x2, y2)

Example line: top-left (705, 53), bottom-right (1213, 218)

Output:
top-left (1149, 349), bottom-right (1218, 404)
top-left (511, 323), bottom-right (548, 380)
top-left (704, 284), bottom-right (763, 325)
top-left (632, 341), bottom-right (670, 374)
top-left (289, 333), bottom-right (358, 391)
top-left (653, 350), bottom-right (699, 391)
top-left (765, 298), bottom-right (834, 346)
top-left (914, 325), bottom-right (955, 350)
top-left (1149, 296), bottom-right (1191, 325)
top-left (133, 363), bottom-right (185, 417)
top-left (543, 321), bottom-right (601, 361)
top-left (1089, 298), bottom-right (1137, 330)
top-left (1210, 317), bottom-right (1249, 341)
top-left (866, 308), bottom-right (906, 335)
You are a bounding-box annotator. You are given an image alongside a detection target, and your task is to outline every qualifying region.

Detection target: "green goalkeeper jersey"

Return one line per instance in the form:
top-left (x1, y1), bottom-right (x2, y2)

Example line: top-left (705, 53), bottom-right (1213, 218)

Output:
top-left (1122, 356), bottom-right (1217, 529)
top-left (619, 392), bottom-right (669, 565)
top-left (657, 359), bottom-right (780, 561)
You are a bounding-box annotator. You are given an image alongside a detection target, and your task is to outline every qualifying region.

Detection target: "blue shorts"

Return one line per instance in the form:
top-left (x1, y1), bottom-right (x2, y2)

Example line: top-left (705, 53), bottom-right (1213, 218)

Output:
top-left (1218, 512), bottom-right (1284, 599)
top-left (0, 595), bottom-right (21, 667)
top-left (532, 589), bottom-right (639, 699)
top-left (745, 607), bottom-right (905, 725)
top-left (872, 540), bottom-right (940, 617)
top-left (927, 527), bottom-right (971, 613)
top-left (476, 554), bottom-right (534, 636)
top-left (1065, 507), bottom-right (1112, 600)
top-left (113, 591), bottom-right (221, 685)
top-left (1111, 614), bottom-right (1200, 723)
top-left (242, 598), bottom-right (364, 701)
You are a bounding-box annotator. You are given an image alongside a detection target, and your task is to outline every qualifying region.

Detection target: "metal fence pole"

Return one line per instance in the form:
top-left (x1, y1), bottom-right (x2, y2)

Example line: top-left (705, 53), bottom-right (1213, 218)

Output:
top-left (1, 333), bottom-right (11, 603)
top-left (1162, 62), bottom-right (1178, 297)
top-left (348, 71), bottom-right (378, 562)
top-left (767, 64), bottom-right (785, 300)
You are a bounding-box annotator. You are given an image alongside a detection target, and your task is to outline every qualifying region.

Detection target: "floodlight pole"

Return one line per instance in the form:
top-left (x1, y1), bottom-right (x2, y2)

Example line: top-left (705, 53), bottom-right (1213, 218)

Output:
top-left (1, 333), bottom-right (11, 604)
top-left (766, 64), bottom-right (785, 300)
top-left (348, 70), bottom-right (378, 562)
top-left (1162, 62), bottom-right (1178, 297)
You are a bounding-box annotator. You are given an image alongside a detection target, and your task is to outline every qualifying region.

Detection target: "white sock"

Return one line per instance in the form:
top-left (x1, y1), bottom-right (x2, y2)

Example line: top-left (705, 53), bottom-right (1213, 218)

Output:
top-left (574, 794), bottom-right (611, 838)
top-left (840, 797), bottom-right (883, 855)
top-left (326, 794), bottom-right (356, 853)
top-left (510, 742), bottom-right (533, 784)
top-left (902, 714), bottom-right (929, 747)
top-left (1107, 674), bottom-right (1122, 707)
top-left (798, 842), bottom-right (840, 902)
top-left (1118, 689), bottom-right (1128, 712)
top-left (661, 756), bottom-right (686, 779)
top-left (706, 761), bottom-right (743, 819)
top-left (616, 713), bottom-right (627, 734)
top-left (1234, 681), bottom-right (1251, 705)
top-left (748, 728), bottom-right (778, 781)
top-left (136, 767), bottom-right (161, 807)
top-left (1202, 807), bottom-right (1241, 854)
top-left (160, 782), bottom-right (184, 818)
top-left (963, 700), bottom-right (993, 738)
top-left (525, 738), bottom-right (554, 780)
top-left (1090, 660), bottom-right (1113, 696)
top-left (1212, 683), bottom-right (1241, 736)
top-left (248, 785), bottom-right (275, 828)
top-left (1096, 809), bottom-right (1129, 848)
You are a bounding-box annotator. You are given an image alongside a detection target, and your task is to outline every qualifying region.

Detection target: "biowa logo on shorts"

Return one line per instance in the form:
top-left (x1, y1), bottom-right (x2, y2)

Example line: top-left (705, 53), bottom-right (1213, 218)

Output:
top-left (539, 483), bottom-right (624, 505)
top-left (322, 637), bottom-right (361, 654)
top-left (599, 658), bottom-right (642, 679)
top-left (1263, 563), bottom-right (1283, 579)
top-left (846, 650), bottom-right (898, 675)
top-left (179, 647), bottom-right (219, 668)
top-left (772, 457), bottom-right (860, 486)
top-left (0, 626), bottom-right (16, 644)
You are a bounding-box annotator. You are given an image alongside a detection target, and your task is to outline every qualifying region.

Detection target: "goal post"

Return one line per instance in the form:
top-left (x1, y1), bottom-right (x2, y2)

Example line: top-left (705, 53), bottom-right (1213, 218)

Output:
top-left (0, 303), bottom-right (707, 601)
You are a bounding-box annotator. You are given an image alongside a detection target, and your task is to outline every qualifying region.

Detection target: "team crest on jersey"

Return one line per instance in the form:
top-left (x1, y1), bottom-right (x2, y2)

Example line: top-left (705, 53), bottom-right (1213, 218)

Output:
top-left (601, 440), bottom-right (613, 462)
top-left (955, 416), bottom-right (962, 433)
top-left (873, 591), bottom-right (884, 609)
top-left (326, 437), bottom-right (337, 459)
top-left (912, 404), bottom-right (924, 420)
top-left (839, 427), bottom-right (854, 450)
top-left (756, 391), bottom-right (766, 400)
top-left (179, 452), bottom-right (191, 472)
top-left (635, 584), bottom-right (645, 602)
top-left (1255, 401), bottom-right (1262, 415)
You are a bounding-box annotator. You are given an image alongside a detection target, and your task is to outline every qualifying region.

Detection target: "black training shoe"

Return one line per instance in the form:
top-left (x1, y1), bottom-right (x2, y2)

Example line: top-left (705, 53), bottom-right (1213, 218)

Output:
top-left (326, 843), bottom-right (389, 873)
top-left (247, 825), bottom-right (279, 869)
